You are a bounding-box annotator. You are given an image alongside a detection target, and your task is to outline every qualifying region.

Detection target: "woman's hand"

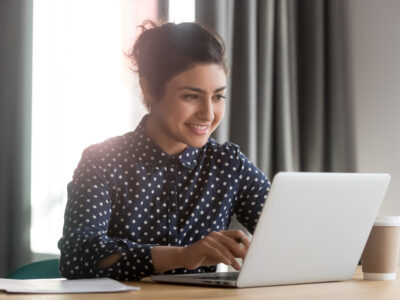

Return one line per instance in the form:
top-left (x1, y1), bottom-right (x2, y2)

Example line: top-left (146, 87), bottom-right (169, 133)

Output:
top-left (179, 230), bottom-right (250, 271)
top-left (151, 230), bottom-right (250, 273)
top-left (100, 232), bottom-right (251, 273)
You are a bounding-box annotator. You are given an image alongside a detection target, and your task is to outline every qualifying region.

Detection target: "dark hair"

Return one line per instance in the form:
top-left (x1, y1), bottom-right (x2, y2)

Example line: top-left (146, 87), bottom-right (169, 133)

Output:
top-left (129, 20), bottom-right (228, 110)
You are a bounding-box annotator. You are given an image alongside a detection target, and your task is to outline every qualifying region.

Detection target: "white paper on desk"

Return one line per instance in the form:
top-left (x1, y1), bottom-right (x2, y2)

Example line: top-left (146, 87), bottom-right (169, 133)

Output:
top-left (0, 278), bottom-right (140, 294)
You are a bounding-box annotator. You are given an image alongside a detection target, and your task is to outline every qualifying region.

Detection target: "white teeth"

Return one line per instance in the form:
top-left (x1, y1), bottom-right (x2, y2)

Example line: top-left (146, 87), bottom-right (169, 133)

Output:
top-left (189, 124), bottom-right (208, 130)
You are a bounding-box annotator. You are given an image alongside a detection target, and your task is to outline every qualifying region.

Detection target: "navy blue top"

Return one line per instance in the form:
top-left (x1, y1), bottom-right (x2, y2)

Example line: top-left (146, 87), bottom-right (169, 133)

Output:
top-left (58, 116), bottom-right (271, 280)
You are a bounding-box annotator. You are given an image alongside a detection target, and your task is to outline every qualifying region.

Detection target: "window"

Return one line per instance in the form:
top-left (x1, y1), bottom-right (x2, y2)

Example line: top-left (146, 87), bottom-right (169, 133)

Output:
top-left (169, 0), bottom-right (195, 23)
top-left (31, 0), bottom-right (195, 255)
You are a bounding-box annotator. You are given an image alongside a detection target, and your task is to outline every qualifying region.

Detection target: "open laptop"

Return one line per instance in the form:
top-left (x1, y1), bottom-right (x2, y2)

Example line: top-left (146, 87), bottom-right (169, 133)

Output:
top-left (151, 172), bottom-right (391, 288)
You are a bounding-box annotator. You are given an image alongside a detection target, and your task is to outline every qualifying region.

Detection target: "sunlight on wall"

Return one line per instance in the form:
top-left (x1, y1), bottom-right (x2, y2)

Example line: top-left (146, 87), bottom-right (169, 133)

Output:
top-left (31, 0), bottom-right (154, 254)
top-left (31, 0), bottom-right (194, 255)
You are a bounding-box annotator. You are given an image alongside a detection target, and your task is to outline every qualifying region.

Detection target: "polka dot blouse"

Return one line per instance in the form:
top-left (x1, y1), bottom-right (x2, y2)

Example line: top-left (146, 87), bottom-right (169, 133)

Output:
top-left (58, 115), bottom-right (271, 281)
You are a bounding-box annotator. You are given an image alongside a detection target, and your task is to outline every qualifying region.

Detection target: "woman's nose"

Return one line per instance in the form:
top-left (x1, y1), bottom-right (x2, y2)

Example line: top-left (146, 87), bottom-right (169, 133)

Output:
top-left (197, 98), bottom-right (214, 121)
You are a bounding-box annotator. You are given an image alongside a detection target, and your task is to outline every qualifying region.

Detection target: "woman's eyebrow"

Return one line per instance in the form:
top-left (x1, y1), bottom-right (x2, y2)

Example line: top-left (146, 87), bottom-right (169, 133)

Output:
top-left (178, 86), bottom-right (226, 93)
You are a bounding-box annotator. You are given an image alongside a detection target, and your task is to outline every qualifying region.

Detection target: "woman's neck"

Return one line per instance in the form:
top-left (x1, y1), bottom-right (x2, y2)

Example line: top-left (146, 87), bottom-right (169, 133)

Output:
top-left (145, 115), bottom-right (187, 156)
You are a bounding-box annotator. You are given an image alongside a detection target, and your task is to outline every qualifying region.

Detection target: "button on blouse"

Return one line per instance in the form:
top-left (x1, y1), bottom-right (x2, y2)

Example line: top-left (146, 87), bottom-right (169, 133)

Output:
top-left (58, 115), bottom-right (271, 280)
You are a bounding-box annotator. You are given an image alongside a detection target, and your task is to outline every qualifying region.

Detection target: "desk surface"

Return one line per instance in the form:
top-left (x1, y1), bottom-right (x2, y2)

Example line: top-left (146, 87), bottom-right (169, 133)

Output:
top-left (1, 267), bottom-right (400, 300)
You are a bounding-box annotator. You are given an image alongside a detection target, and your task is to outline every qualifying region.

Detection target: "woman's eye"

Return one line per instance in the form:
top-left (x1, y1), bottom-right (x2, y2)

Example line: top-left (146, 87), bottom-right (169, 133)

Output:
top-left (213, 94), bottom-right (226, 101)
top-left (183, 94), bottom-right (198, 100)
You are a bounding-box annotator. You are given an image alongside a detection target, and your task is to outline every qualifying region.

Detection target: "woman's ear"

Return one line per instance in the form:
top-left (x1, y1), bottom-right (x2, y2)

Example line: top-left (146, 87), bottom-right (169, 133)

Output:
top-left (139, 77), bottom-right (155, 107)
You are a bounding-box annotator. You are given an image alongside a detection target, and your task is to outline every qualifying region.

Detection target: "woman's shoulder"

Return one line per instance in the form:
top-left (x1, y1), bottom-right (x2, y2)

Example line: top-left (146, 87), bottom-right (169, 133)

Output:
top-left (80, 131), bottom-right (135, 160)
top-left (205, 138), bottom-right (242, 159)
top-left (205, 138), bottom-right (258, 169)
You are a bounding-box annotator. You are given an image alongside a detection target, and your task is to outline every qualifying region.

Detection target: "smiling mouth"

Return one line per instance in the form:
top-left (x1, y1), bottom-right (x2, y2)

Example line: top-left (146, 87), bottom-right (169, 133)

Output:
top-left (188, 124), bottom-right (209, 130)
top-left (186, 123), bottom-right (211, 135)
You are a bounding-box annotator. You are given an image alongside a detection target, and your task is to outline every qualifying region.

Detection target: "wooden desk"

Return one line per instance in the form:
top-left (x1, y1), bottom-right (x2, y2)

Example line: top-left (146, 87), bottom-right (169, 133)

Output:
top-left (1, 267), bottom-right (400, 300)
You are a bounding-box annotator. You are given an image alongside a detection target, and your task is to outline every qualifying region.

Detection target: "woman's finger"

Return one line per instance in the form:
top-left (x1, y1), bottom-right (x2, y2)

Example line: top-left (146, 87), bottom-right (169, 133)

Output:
top-left (206, 233), bottom-right (244, 271)
top-left (199, 239), bottom-right (232, 266)
top-left (219, 230), bottom-right (251, 250)
top-left (230, 258), bottom-right (242, 271)
top-left (204, 235), bottom-right (239, 264)
top-left (211, 231), bottom-right (248, 259)
top-left (186, 231), bottom-right (248, 270)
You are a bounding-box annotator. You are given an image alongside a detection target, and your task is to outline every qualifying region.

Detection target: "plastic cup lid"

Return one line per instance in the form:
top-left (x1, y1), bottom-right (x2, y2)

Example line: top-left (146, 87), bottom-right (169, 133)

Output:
top-left (374, 216), bottom-right (400, 226)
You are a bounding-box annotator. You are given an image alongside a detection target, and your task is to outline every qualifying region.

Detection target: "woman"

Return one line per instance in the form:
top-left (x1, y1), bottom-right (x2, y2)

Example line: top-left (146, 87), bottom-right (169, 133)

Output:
top-left (58, 21), bottom-right (270, 281)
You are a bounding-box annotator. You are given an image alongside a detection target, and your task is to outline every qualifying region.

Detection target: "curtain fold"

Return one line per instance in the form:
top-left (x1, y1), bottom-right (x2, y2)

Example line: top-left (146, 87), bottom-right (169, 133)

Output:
top-left (195, 0), bottom-right (355, 177)
top-left (157, 0), bottom-right (169, 21)
top-left (256, 0), bottom-right (275, 174)
top-left (325, 0), bottom-right (356, 172)
top-left (229, 1), bottom-right (258, 161)
top-left (273, 0), bottom-right (300, 174)
top-left (297, 0), bottom-right (326, 171)
top-left (0, 0), bottom-right (33, 276)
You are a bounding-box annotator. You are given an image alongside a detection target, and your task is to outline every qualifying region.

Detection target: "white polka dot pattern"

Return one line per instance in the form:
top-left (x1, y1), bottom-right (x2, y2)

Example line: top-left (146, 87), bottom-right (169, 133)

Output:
top-left (58, 115), bottom-right (270, 280)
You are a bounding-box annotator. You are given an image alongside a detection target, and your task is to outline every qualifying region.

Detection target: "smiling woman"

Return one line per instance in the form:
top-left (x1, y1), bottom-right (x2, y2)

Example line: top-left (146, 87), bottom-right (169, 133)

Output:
top-left (132, 21), bottom-right (228, 154)
top-left (57, 21), bottom-right (271, 280)
top-left (144, 64), bottom-right (227, 154)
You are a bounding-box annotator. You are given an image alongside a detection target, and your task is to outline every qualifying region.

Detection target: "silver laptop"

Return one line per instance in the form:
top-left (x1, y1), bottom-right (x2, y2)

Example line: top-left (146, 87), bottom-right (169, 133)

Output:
top-left (151, 172), bottom-right (390, 288)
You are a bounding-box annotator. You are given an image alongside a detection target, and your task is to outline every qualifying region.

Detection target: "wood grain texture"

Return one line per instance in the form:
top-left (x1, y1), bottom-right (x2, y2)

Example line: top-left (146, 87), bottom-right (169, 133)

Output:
top-left (1, 267), bottom-right (399, 300)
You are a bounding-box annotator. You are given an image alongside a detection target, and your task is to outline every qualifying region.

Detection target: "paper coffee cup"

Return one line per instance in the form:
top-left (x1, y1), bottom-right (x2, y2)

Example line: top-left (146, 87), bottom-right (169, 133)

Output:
top-left (361, 216), bottom-right (400, 280)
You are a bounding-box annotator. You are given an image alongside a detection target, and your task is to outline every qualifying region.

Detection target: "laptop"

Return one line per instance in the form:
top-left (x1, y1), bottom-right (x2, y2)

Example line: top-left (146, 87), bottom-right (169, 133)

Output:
top-left (151, 172), bottom-right (391, 288)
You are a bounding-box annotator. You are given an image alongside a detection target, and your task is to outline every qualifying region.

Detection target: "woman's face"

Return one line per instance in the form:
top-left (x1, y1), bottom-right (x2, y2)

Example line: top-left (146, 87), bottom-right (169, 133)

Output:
top-left (145, 63), bottom-right (227, 155)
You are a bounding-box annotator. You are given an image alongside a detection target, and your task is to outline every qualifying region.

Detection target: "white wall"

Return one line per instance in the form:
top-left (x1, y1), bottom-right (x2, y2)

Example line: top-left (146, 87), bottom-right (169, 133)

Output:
top-left (346, 0), bottom-right (400, 215)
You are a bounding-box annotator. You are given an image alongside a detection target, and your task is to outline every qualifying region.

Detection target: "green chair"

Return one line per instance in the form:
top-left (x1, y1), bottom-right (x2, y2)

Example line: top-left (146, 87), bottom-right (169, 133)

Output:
top-left (6, 259), bottom-right (63, 279)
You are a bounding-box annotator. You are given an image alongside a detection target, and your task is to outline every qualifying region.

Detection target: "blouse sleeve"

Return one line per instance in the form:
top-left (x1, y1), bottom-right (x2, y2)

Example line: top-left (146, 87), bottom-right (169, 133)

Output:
top-left (233, 149), bottom-right (271, 234)
top-left (58, 147), bottom-right (157, 281)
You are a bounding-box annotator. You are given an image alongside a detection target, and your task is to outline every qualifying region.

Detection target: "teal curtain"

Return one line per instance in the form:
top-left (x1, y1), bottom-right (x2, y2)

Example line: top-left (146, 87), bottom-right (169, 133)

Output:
top-left (0, 0), bottom-right (33, 276)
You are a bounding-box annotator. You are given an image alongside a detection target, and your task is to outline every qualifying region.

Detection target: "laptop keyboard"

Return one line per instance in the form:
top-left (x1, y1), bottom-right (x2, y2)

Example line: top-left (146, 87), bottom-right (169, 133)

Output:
top-left (187, 272), bottom-right (239, 281)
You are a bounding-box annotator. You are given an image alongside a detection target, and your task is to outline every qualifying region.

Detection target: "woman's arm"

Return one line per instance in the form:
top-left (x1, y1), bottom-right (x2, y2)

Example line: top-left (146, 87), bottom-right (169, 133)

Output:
top-left (98, 253), bottom-right (123, 269)
top-left (58, 147), bottom-right (157, 281)
top-left (234, 151), bottom-right (271, 234)
top-left (99, 229), bottom-right (249, 273)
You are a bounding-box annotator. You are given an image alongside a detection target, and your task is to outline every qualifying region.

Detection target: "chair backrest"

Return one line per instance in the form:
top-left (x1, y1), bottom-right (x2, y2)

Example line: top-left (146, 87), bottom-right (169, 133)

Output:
top-left (6, 259), bottom-right (63, 279)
